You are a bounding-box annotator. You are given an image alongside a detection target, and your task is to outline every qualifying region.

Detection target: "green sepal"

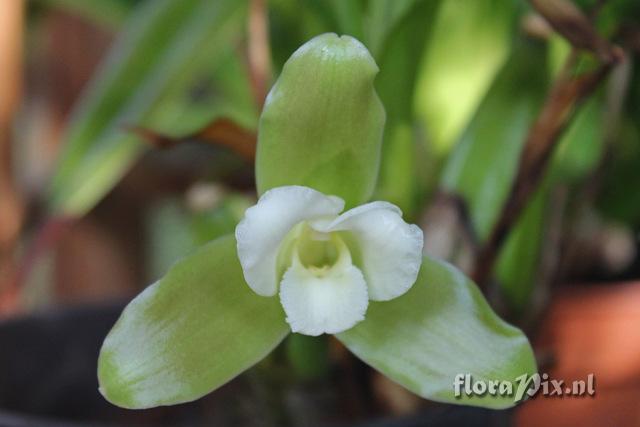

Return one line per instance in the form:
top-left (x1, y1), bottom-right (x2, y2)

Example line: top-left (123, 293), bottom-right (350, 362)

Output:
top-left (256, 33), bottom-right (385, 208)
top-left (98, 234), bottom-right (289, 409)
top-left (338, 255), bottom-right (537, 409)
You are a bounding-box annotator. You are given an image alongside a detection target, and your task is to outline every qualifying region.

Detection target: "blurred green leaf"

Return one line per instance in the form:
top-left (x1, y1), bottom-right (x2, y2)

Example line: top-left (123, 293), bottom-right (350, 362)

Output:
top-left (146, 201), bottom-right (196, 280)
top-left (441, 40), bottom-right (548, 241)
top-left (146, 194), bottom-right (251, 279)
top-left (547, 35), bottom-right (571, 77)
top-left (373, 0), bottom-right (439, 218)
top-left (325, 0), bottom-right (364, 41)
top-left (597, 64), bottom-right (640, 225)
top-left (256, 33), bottom-right (385, 208)
top-left (596, 0), bottom-right (640, 37)
top-left (551, 98), bottom-right (604, 183)
top-left (268, 0), bottom-right (421, 72)
top-left (372, 0), bottom-right (437, 121)
top-left (338, 255), bottom-right (537, 409)
top-left (50, 0), bottom-right (255, 216)
top-left (375, 123), bottom-right (421, 217)
top-left (189, 195), bottom-right (253, 245)
top-left (498, 96), bottom-right (605, 312)
top-left (496, 183), bottom-right (548, 312)
top-left (146, 48), bottom-right (257, 136)
top-left (363, 0), bottom-right (419, 57)
top-left (597, 118), bottom-right (640, 225)
top-left (414, 0), bottom-right (519, 154)
top-left (98, 235), bottom-right (289, 409)
top-left (498, 39), bottom-right (605, 313)
top-left (268, 0), bottom-right (332, 70)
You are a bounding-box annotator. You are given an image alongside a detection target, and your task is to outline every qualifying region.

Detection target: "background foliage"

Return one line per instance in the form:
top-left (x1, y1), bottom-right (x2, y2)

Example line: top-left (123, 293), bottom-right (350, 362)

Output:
top-left (1, 0), bottom-right (639, 424)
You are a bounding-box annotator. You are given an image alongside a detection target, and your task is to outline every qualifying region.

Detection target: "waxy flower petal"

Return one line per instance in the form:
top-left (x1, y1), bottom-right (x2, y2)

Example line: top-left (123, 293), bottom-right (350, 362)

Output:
top-left (235, 186), bottom-right (344, 296)
top-left (280, 242), bottom-right (369, 336)
top-left (310, 201), bottom-right (424, 301)
top-left (236, 185), bottom-right (424, 335)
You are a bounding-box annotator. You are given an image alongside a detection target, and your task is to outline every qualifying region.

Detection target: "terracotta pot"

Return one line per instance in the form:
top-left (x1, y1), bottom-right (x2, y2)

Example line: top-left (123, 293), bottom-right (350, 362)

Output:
top-left (516, 281), bottom-right (640, 427)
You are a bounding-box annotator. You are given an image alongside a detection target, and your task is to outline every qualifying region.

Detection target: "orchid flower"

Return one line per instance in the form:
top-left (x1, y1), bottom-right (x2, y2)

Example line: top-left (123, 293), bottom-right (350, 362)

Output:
top-left (97, 32), bottom-right (536, 412)
top-left (235, 185), bottom-right (423, 336)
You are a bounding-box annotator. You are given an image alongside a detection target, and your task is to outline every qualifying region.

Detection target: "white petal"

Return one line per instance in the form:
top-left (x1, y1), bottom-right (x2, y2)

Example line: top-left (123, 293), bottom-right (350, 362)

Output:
top-left (279, 246), bottom-right (368, 336)
top-left (311, 201), bottom-right (423, 301)
top-left (235, 186), bottom-right (344, 296)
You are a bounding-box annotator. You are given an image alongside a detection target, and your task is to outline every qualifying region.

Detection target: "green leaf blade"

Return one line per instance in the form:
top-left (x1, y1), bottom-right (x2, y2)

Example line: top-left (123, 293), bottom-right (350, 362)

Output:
top-left (337, 255), bottom-right (537, 409)
top-left (414, 0), bottom-right (519, 153)
top-left (496, 182), bottom-right (549, 313)
top-left (256, 33), bottom-right (385, 208)
top-left (441, 39), bottom-right (548, 240)
top-left (54, 0), bottom-right (202, 186)
top-left (98, 235), bottom-right (289, 409)
top-left (50, 0), bottom-right (253, 216)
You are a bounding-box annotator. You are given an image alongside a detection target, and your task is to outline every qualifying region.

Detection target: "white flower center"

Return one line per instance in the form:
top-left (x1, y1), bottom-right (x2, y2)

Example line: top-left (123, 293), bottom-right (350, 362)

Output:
top-left (235, 185), bottom-right (424, 336)
top-left (293, 225), bottom-right (343, 274)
